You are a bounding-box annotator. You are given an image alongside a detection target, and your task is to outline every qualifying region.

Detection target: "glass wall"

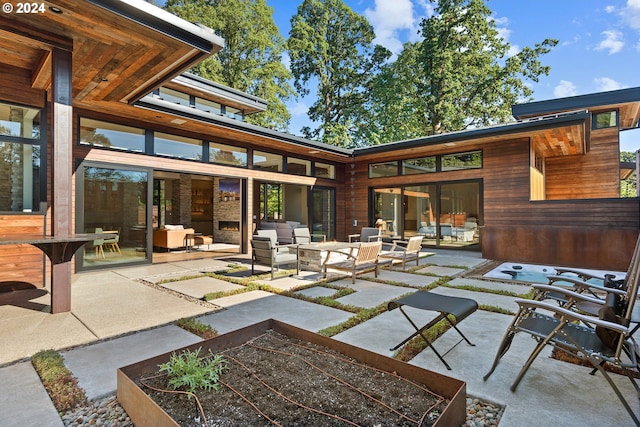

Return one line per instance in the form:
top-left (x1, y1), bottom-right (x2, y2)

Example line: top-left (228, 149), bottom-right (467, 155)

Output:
top-left (373, 188), bottom-right (402, 239)
top-left (0, 102), bottom-right (43, 212)
top-left (311, 187), bottom-right (335, 240)
top-left (80, 165), bottom-right (149, 268)
top-left (372, 181), bottom-right (480, 247)
top-left (154, 132), bottom-right (202, 160)
top-left (79, 118), bottom-right (145, 152)
top-left (253, 151), bottom-right (283, 172)
top-left (209, 141), bottom-right (247, 167)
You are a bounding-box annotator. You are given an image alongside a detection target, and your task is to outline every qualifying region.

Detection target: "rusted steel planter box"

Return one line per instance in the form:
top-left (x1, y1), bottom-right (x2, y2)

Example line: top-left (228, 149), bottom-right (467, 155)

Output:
top-left (117, 319), bottom-right (466, 427)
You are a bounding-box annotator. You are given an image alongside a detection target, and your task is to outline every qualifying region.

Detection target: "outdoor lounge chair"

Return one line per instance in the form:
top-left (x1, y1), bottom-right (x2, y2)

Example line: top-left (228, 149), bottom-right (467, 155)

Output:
top-left (379, 236), bottom-right (423, 270)
top-left (532, 236), bottom-right (640, 332)
top-left (293, 227), bottom-right (326, 244)
top-left (348, 227), bottom-right (382, 243)
top-left (483, 234), bottom-right (640, 426)
top-left (251, 235), bottom-right (299, 280)
top-left (388, 291), bottom-right (478, 370)
top-left (322, 241), bottom-right (382, 284)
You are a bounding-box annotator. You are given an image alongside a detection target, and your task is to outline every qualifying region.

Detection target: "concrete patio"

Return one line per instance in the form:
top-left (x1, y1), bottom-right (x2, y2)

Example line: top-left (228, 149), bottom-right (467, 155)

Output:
top-left (0, 249), bottom-right (638, 426)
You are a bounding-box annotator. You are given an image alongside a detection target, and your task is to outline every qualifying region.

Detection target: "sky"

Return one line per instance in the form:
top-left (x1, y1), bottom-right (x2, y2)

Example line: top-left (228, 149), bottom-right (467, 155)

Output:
top-left (266, 0), bottom-right (640, 151)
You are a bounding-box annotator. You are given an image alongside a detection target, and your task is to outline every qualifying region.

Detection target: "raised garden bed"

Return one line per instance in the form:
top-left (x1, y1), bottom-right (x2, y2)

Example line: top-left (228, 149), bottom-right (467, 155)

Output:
top-left (117, 319), bottom-right (466, 426)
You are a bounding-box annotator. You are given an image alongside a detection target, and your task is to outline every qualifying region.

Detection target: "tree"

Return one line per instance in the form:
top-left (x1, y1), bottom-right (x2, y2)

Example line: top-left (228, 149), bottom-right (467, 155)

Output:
top-left (357, 42), bottom-right (432, 145)
top-left (288, 0), bottom-right (390, 147)
top-left (363, 0), bottom-right (557, 143)
top-left (165, 0), bottom-right (294, 131)
top-left (419, 0), bottom-right (557, 134)
top-left (621, 151), bottom-right (637, 198)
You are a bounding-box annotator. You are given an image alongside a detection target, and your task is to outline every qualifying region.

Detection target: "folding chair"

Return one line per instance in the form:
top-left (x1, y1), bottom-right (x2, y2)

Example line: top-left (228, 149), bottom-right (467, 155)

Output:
top-left (483, 234), bottom-right (640, 426)
top-left (388, 291), bottom-right (478, 370)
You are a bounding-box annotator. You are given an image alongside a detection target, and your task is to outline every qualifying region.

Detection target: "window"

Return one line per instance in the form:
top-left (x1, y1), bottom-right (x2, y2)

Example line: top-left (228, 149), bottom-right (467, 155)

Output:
top-left (287, 157), bottom-right (311, 176)
top-left (253, 150), bottom-right (283, 172)
top-left (159, 87), bottom-right (191, 107)
top-left (154, 132), bottom-right (202, 160)
top-left (0, 141), bottom-right (41, 211)
top-left (196, 98), bottom-right (222, 115)
top-left (369, 161), bottom-right (399, 178)
top-left (315, 162), bottom-right (335, 179)
top-left (441, 151), bottom-right (482, 171)
top-left (80, 118), bottom-right (145, 152)
top-left (593, 110), bottom-right (618, 129)
top-left (403, 157), bottom-right (436, 175)
top-left (209, 142), bottom-right (247, 167)
top-left (226, 106), bottom-right (243, 120)
top-left (0, 103), bottom-right (40, 139)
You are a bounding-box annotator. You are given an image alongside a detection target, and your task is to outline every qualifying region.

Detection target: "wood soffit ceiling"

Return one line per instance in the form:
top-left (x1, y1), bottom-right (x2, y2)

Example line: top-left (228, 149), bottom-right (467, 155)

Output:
top-left (0, 0), bottom-right (221, 106)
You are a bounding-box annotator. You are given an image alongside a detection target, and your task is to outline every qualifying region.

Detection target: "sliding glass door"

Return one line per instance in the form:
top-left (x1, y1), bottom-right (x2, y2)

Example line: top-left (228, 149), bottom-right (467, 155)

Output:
top-left (372, 180), bottom-right (481, 247)
top-left (78, 165), bottom-right (150, 269)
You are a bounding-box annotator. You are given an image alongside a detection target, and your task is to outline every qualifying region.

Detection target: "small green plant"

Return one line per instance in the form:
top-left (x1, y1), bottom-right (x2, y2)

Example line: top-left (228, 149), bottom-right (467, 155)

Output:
top-left (158, 347), bottom-right (226, 395)
top-left (31, 349), bottom-right (87, 413)
top-left (176, 317), bottom-right (218, 339)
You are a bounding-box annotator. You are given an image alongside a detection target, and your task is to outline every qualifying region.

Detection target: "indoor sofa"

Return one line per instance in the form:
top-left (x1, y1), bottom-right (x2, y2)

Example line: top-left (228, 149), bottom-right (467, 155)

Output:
top-left (153, 225), bottom-right (195, 250)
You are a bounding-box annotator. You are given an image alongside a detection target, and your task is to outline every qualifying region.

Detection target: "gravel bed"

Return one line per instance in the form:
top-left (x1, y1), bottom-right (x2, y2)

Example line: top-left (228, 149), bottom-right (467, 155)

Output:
top-left (62, 394), bottom-right (503, 426)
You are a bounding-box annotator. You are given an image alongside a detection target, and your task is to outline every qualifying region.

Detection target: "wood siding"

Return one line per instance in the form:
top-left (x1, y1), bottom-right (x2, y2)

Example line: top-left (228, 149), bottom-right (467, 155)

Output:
top-left (545, 127), bottom-right (620, 199)
top-left (0, 214), bottom-right (46, 287)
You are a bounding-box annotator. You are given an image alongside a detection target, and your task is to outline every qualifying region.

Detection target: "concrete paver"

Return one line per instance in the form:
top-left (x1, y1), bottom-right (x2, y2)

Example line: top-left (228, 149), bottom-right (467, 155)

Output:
top-left (295, 286), bottom-right (337, 298)
top-left (334, 279), bottom-right (415, 308)
top-left (1, 248), bottom-right (639, 427)
top-left (203, 290), bottom-right (353, 334)
top-left (63, 325), bottom-right (201, 400)
top-left (159, 276), bottom-right (244, 299)
top-left (0, 361), bottom-right (63, 427)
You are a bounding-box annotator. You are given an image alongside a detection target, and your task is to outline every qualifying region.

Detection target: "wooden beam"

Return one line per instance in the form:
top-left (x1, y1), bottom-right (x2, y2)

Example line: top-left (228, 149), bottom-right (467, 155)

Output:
top-left (32, 50), bottom-right (52, 90)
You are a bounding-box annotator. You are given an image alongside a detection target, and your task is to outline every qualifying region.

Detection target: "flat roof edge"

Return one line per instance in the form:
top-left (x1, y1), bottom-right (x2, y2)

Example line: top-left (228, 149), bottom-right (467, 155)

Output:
top-left (135, 97), bottom-right (352, 157)
top-left (87, 0), bottom-right (225, 53)
top-left (353, 110), bottom-right (590, 156)
top-left (513, 87), bottom-right (640, 119)
top-left (173, 74), bottom-right (267, 112)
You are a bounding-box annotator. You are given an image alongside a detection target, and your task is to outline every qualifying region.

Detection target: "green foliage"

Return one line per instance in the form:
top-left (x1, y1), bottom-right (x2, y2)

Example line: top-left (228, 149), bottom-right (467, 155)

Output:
top-left (158, 348), bottom-right (227, 395)
top-left (176, 317), bottom-right (218, 339)
top-left (32, 349), bottom-right (87, 413)
top-left (166, 0), bottom-right (294, 131)
top-left (288, 0), bottom-right (391, 146)
top-left (621, 151), bottom-right (637, 198)
top-left (362, 0), bottom-right (557, 144)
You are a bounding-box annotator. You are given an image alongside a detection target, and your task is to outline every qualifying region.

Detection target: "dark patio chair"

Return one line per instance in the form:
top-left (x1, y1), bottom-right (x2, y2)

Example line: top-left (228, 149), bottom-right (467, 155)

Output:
top-left (251, 235), bottom-right (298, 280)
top-left (483, 235), bottom-right (640, 426)
top-left (348, 227), bottom-right (382, 243)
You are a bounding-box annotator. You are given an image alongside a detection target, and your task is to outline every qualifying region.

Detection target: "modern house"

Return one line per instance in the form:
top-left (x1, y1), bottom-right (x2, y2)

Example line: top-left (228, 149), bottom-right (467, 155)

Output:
top-left (1, 0), bottom-right (638, 296)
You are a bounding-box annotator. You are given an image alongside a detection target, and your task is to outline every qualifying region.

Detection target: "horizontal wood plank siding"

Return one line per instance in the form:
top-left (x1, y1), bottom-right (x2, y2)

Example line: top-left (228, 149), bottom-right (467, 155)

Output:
top-left (0, 215), bottom-right (46, 287)
top-left (0, 64), bottom-right (46, 108)
top-left (544, 127), bottom-right (620, 199)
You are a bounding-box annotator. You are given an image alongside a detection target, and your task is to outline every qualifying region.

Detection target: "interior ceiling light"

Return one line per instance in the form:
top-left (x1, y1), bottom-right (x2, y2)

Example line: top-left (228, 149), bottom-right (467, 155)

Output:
top-left (170, 118), bottom-right (187, 125)
top-left (49, 6), bottom-right (63, 13)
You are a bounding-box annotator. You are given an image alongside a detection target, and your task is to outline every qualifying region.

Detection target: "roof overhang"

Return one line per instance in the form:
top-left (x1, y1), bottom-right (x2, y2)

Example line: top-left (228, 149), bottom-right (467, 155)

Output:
top-left (0, 0), bottom-right (224, 106)
top-left (621, 161), bottom-right (636, 180)
top-left (512, 87), bottom-right (640, 130)
top-left (134, 96), bottom-right (352, 159)
top-left (354, 110), bottom-right (590, 158)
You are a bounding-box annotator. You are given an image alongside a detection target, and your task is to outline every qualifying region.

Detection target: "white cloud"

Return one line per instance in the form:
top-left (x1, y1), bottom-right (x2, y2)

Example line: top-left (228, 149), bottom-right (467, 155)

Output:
top-left (554, 80), bottom-right (577, 97)
top-left (596, 30), bottom-right (624, 54)
top-left (622, 0), bottom-right (640, 31)
top-left (594, 77), bottom-right (625, 91)
top-left (288, 101), bottom-right (309, 116)
top-left (364, 0), bottom-right (416, 54)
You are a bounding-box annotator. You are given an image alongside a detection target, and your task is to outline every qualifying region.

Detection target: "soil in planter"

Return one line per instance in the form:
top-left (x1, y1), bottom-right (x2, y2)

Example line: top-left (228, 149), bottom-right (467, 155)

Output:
top-left (138, 330), bottom-right (450, 426)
